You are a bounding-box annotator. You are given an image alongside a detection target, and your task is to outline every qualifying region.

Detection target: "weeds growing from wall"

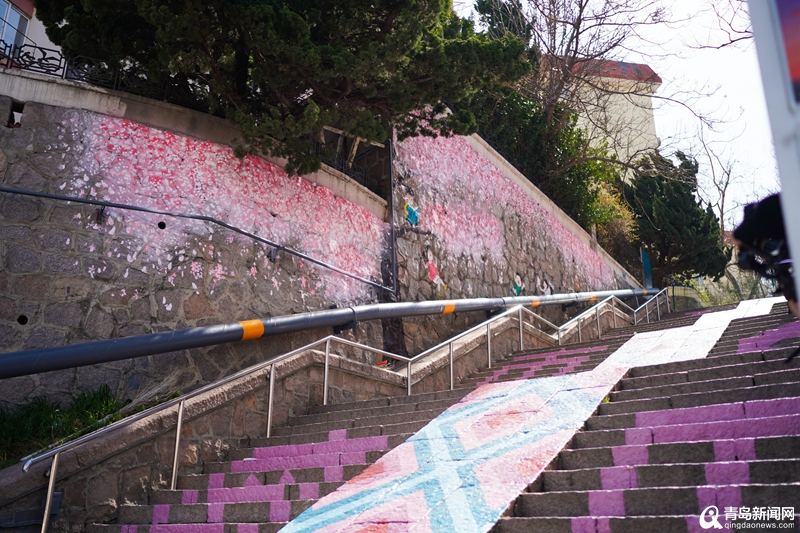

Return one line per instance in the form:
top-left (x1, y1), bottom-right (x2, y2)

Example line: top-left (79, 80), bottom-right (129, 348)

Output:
top-left (0, 386), bottom-right (122, 468)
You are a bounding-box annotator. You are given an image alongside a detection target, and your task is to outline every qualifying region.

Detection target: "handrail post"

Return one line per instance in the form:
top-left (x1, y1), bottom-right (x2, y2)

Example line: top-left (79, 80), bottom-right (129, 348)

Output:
top-left (558, 328), bottom-right (562, 346)
top-left (578, 318), bottom-right (582, 342)
top-left (40, 452), bottom-right (59, 533)
top-left (612, 299), bottom-right (618, 329)
top-left (266, 363), bottom-right (276, 438)
top-left (666, 289), bottom-right (671, 314)
top-left (596, 306), bottom-right (602, 340)
top-left (487, 322), bottom-right (492, 369)
top-left (323, 339), bottom-right (331, 406)
top-left (407, 362), bottom-right (412, 396)
top-left (518, 308), bottom-right (524, 352)
top-left (449, 342), bottom-right (454, 391)
top-left (169, 399), bottom-right (185, 491)
top-left (646, 301), bottom-right (651, 324)
top-left (656, 294), bottom-right (661, 320)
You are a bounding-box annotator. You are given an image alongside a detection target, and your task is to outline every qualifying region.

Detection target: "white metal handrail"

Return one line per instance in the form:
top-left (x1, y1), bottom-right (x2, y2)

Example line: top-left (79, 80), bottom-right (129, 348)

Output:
top-left (22, 291), bottom-right (669, 531)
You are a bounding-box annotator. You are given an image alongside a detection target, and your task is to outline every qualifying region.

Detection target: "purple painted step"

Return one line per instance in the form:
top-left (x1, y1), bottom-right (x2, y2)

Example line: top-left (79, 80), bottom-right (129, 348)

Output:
top-left (476, 346), bottom-right (609, 385)
top-left (738, 321), bottom-right (800, 354)
top-left (249, 433), bottom-right (388, 459)
top-left (518, 483), bottom-right (800, 518)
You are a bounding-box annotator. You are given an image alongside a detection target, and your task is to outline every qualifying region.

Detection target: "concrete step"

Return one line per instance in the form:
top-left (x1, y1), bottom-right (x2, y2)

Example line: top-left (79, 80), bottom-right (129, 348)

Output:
top-left (117, 499), bottom-right (315, 525)
top-left (611, 366), bottom-right (800, 402)
top-left (151, 479), bottom-right (344, 505)
top-left (87, 524), bottom-right (285, 533)
top-left (513, 483), bottom-right (800, 518)
top-left (619, 359), bottom-right (800, 392)
top-left (177, 462), bottom-right (372, 490)
top-left (494, 514), bottom-right (796, 533)
top-left (623, 349), bottom-right (796, 381)
top-left (558, 435), bottom-right (800, 470)
top-left (540, 459), bottom-right (800, 492)
top-left (268, 407), bottom-right (442, 437)
top-left (204, 449), bottom-right (387, 475)
top-left (229, 433), bottom-right (402, 461)
top-left (596, 381), bottom-right (800, 416)
top-left (288, 397), bottom-right (457, 427)
top-left (587, 396), bottom-right (800, 432)
top-left (304, 387), bottom-right (470, 415)
top-left (573, 413), bottom-right (800, 449)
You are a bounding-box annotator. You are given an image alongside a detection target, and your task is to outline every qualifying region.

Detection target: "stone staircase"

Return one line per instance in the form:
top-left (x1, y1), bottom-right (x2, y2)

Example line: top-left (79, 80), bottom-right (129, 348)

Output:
top-left (493, 306), bottom-right (800, 532)
top-left (85, 304), bottom-right (800, 532)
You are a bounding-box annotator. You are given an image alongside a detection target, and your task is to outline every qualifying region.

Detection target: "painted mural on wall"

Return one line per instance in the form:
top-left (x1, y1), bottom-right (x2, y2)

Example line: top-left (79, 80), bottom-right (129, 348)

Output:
top-left (71, 116), bottom-right (385, 302)
top-left (0, 103), bottom-right (387, 406)
top-left (393, 134), bottom-right (622, 301)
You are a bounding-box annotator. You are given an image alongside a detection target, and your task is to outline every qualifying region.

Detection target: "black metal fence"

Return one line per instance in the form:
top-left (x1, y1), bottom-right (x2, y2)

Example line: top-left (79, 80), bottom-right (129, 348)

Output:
top-left (0, 41), bottom-right (210, 112)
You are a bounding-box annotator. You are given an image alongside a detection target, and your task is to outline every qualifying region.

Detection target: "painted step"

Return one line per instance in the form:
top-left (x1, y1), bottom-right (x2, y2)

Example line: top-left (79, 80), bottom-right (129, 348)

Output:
top-left (541, 459), bottom-right (800, 492)
top-left (559, 435), bottom-right (800, 470)
top-left (622, 350), bottom-right (798, 384)
top-left (268, 407), bottom-right (443, 436)
top-left (596, 381), bottom-right (800, 416)
top-left (494, 514), bottom-right (795, 533)
top-left (243, 418), bottom-right (426, 446)
top-left (87, 523), bottom-right (285, 533)
top-left (288, 397), bottom-right (457, 426)
top-left (204, 450), bottom-right (387, 474)
top-left (117, 499), bottom-right (315, 525)
top-left (573, 413), bottom-right (800, 449)
top-left (513, 484), bottom-right (800, 518)
top-left (611, 368), bottom-right (800, 402)
top-left (177, 463), bottom-right (371, 490)
top-left (304, 388), bottom-right (470, 416)
top-left (246, 430), bottom-right (410, 450)
top-left (151, 478), bottom-right (344, 505)
top-left (230, 433), bottom-right (400, 461)
top-left (587, 397), bottom-right (800, 431)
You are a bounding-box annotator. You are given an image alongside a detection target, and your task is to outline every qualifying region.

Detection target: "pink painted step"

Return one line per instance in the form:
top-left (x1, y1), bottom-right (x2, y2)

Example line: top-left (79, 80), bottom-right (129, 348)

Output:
top-left (249, 434), bottom-right (388, 459)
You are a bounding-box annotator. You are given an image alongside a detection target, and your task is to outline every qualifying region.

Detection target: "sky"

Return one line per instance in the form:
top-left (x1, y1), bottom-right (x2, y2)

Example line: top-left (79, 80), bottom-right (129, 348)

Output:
top-left (638, 0), bottom-right (781, 229)
top-left (455, 0), bottom-right (782, 229)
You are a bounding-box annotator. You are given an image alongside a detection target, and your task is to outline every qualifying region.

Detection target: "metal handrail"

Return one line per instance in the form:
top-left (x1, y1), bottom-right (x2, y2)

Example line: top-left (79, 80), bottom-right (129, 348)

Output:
top-left (21, 291), bottom-right (663, 531)
top-left (20, 293), bottom-right (643, 471)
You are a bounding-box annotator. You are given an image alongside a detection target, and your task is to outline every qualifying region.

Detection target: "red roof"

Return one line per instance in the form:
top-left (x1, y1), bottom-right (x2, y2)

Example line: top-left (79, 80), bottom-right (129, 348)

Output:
top-left (542, 56), bottom-right (662, 84)
top-left (575, 59), bottom-right (662, 84)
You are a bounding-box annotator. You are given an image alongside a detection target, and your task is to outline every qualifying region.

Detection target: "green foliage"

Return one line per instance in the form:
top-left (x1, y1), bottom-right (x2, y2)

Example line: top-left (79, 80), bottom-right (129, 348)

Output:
top-left (34, 0), bottom-right (532, 175)
top-left (624, 151), bottom-right (731, 287)
top-left (465, 88), bottom-right (621, 229)
top-left (0, 385), bottom-right (122, 469)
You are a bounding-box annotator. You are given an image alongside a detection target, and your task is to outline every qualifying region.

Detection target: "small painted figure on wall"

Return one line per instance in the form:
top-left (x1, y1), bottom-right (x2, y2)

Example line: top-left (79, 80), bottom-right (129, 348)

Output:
top-left (511, 272), bottom-right (525, 296)
top-left (425, 246), bottom-right (447, 296)
top-left (402, 187), bottom-right (420, 226)
top-left (536, 276), bottom-right (553, 296)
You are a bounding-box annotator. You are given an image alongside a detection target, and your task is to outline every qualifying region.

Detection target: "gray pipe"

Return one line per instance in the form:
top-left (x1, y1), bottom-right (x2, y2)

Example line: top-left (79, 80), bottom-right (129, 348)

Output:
top-left (0, 289), bottom-right (652, 379)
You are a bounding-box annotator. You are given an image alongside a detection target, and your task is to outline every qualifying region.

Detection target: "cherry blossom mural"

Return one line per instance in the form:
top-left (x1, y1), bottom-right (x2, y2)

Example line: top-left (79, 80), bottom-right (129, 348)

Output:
top-left (71, 115), bottom-right (386, 302)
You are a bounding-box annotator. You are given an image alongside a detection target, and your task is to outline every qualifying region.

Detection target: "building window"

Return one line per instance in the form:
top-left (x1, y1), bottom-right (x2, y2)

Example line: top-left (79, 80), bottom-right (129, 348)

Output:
top-left (0, 1), bottom-right (28, 48)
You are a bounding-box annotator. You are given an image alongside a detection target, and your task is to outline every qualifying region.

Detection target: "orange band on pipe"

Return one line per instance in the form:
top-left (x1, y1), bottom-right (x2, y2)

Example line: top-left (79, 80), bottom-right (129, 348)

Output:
top-left (443, 303), bottom-right (456, 314)
top-left (240, 320), bottom-right (265, 341)
top-left (643, 288), bottom-right (648, 297)
top-left (530, 297), bottom-right (540, 308)
top-left (590, 294), bottom-right (597, 302)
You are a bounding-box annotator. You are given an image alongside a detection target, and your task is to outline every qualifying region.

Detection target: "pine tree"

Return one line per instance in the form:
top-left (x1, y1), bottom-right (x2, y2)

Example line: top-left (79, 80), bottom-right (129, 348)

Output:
top-left (625, 151), bottom-right (730, 287)
top-left (35, 0), bottom-right (532, 174)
